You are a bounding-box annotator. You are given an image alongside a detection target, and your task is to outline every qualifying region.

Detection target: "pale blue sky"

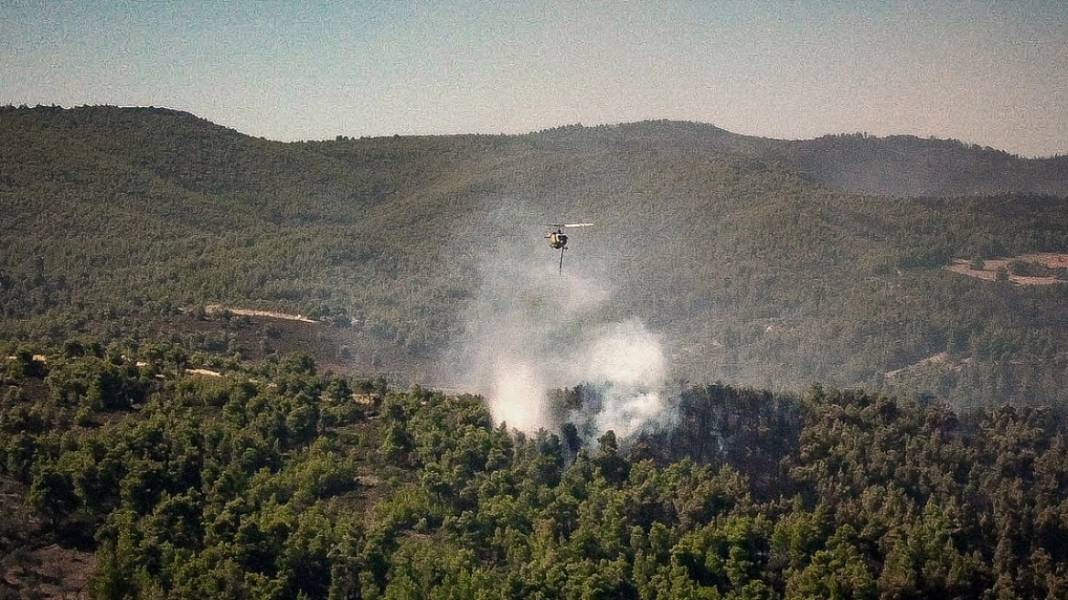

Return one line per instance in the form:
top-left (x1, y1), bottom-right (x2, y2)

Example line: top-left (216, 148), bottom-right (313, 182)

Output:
top-left (2, 1), bottom-right (1066, 156)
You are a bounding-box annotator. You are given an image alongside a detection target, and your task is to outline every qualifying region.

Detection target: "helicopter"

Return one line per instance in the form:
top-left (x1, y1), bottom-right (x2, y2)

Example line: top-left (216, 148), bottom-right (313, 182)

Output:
top-left (545, 223), bottom-right (593, 273)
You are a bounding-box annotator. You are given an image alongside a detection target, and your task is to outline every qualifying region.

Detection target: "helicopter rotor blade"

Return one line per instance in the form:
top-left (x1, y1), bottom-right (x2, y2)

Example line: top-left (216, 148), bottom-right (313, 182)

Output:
top-left (562, 223), bottom-right (594, 228)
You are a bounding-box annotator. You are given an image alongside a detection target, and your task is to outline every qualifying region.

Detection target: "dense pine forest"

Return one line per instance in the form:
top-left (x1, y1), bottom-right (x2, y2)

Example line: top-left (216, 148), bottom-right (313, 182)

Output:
top-left (3, 106), bottom-right (1068, 408)
top-left (3, 346), bottom-right (1068, 598)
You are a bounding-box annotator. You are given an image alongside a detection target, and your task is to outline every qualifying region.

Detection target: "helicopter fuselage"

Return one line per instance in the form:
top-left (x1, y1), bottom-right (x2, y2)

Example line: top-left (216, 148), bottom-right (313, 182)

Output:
top-left (546, 230), bottom-right (568, 250)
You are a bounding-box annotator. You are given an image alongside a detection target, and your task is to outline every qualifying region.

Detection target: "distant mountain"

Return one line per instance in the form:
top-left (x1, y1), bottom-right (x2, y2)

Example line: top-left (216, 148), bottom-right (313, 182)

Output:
top-left (520, 119), bottom-right (1068, 196)
top-left (5, 106), bottom-right (1065, 197)
top-left (2, 105), bottom-right (1067, 408)
top-left (774, 132), bottom-right (1068, 196)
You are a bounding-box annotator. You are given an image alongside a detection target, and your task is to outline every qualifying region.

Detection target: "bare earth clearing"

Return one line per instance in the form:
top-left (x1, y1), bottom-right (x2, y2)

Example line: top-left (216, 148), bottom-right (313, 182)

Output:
top-left (1, 477), bottom-right (93, 599)
top-left (945, 253), bottom-right (1068, 286)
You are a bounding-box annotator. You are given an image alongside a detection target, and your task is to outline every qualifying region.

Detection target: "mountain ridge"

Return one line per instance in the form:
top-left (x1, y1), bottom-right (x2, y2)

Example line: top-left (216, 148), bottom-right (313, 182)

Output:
top-left (5, 105), bottom-right (1067, 197)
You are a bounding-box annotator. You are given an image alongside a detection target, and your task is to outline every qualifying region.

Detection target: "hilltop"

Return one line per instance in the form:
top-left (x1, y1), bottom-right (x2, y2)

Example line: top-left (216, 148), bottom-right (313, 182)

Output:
top-left (5, 106), bottom-right (1067, 196)
top-left (517, 119), bottom-right (1068, 197)
top-left (2, 105), bottom-right (1068, 408)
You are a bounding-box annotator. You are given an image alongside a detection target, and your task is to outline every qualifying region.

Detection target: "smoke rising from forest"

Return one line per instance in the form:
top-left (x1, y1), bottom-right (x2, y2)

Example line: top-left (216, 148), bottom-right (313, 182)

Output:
top-left (448, 209), bottom-right (675, 441)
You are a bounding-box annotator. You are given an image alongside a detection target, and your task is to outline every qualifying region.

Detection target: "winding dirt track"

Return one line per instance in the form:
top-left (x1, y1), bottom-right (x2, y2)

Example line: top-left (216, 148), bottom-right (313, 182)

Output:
top-left (202, 304), bottom-right (320, 323)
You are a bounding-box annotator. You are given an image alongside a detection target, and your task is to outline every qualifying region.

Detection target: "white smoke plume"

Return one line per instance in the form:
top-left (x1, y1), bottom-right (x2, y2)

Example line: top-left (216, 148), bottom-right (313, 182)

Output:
top-left (448, 216), bottom-right (674, 441)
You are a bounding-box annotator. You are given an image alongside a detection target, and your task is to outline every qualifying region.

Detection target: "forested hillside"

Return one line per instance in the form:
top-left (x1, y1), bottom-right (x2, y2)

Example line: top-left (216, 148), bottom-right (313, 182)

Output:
top-left (3, 347), bottom-right (1068, 598)
top-left (772, 133), bottom-right (1068, 197)
top-left (2, 105), bottom-right (1068, 409)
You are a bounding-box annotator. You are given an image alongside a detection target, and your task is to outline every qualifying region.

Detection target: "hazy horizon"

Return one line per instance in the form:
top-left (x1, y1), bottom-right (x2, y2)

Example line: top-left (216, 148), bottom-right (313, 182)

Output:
top-left (3, 1), bottom-right (1066, 156)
